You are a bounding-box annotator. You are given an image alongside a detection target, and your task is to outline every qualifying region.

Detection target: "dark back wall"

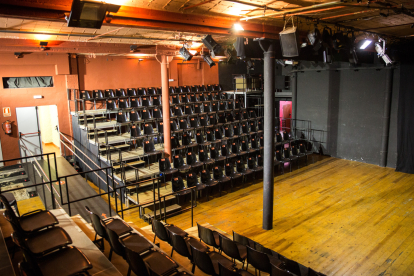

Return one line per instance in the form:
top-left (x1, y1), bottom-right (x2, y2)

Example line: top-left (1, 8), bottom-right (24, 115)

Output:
top-left (295, 61), bottom-right (399, 168)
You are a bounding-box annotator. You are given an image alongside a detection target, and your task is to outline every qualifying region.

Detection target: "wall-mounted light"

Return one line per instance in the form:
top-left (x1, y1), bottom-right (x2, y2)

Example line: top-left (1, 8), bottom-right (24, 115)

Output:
top-left (130, 45), bottom-right (139, 53)
top-left (14, 52), bottom-right (23, 59)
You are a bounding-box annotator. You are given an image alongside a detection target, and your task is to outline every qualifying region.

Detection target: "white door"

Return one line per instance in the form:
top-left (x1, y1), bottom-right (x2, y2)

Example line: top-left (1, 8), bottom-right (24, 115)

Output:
top-left (16, 106), bottom-right (42, 160)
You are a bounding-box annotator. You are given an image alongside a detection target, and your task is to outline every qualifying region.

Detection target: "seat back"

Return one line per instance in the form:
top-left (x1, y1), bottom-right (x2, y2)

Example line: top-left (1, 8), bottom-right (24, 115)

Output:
top-left (201, 169), bottom-right (211, 183)
top-left (213, 166), bottom-right (223, 179)
top-left (233, 231), bottom-right (255, 248)
top-left (199, 149), bottom-right (207, 162)
top-left (94, 90), bottom-right (104, 99)
top-left (249, 110), bottom-right (257, 118)
top-left (169, 87), bottom-right (176, 94)
top-left (173, 155), bottom-right (184, 168)
top-left (258, 155), bottom-right (264, 166)
top-left (225, 163), bottom-right (233, 176)
top-left (235, 100), bottom-right (241, 109)
top-left (152, 218), bottom-right (170, 243)
top-left (118, 99), bottom-right (129, 108)
top-left (292, 145), bottom-right (299, 155)
top-left (181, 95), bottom-right (189, 104)
top-left (242, 124), bottom-right (249, 134)
top-left (130, 98), bottom-right (140, 107)
top-left (276, 133), bottom-right (283, 143)
top-left (170, 231), bottom-right (191, 259)
top-left (172, 95), bottom-right (180, 104)
top-left (172, 176), bottom-right (185, 192)
top-left (174, 106), bottom-right (183, 116)
top-left (84, 206), bottom-right (107, 239)
top-left (191, 85), bottom-right (199, 92)
top-left (105, 226), bottom-right (126, 258)
top-left (199, 94), bottom-right (207, 101)
top-left (117, 112), bottom-right (127, 123)
top-left (171, 136), bottom-right (181, 149)
top-left (204, 103), bottom-right (212, 113)
top-left (258, 120), bottom-right (263, 131)
top-left (246, 246), bottom-right (271, 273)
top-left (199, 85), bottom-right (207, 92)
top-left (138, 87), bottom-right (147, 95)
top-left (214, 128), bottom-right (222, 140)
top-left (144, 124), bottom-right (154, 135)
top-left (153, 96), bottom-right (161, 106)
top-left (247, 157), bottom-right (255, 169)
top-left (185, 105), bottom-right (193, 115)
top-left (211, 103), bottom-right (219, 112)
top-left (236, 160), bottom-right (244, 172)
top-left (283, 131), bottom-right (289, 141)
top-left (232, 142), bottom-right (239, 154)
top-left (226, 112), bottom-right (234, 122)
top-left (179, 119), bottom-right (189, 130)
top-left (241, 140), bottom-right (249, 151)
top-left (190, 117), bottom-right (199, 128)
top-left (209, 115), bottom-right (217, 125)
top-left (194, 104), bottom-right (202, 114)
top-left (251, 138), bottom-right (258, 149)
top-left (219, 234), bottom-right (242, 261)
top-left (218, 114), bottom-right (226, 124)
top-left (147, 87), bottom-right (157, 95)
top-left (142, 109), bottom-right (151, 120)
top-left (129, 110), bottom-right (140, 122)
top-left (182, 132), bottom-right (192, 146)
top-left (190, 94), bottom-right (198, 102)
top-left (271, 263), bottom-right (296, 276)
top-left (141, 97), bottom-right (151, 106)
top-left (219, 101), bottom-right (227, 111)
top-left (106, 100), bottom-right (117, 110)
top-left (225, 127), bottom-right (233, 138)
top-left (196, 132), bottom-right (205, 144)
top-left (105, 89), bottom-right (115, 98)
top-left (242, 110), bottom-right (249, 119)
top-left (210, 147), bottom-right (218, 159)
top-left (170, 120), bottom-right (178, 131)
top-left (197, 223), bottom-right (218, 248)
top-left (200, 116), bottom-right (208, 127)
top-left (144, 139), bottom-right (156, 153)
top-left (187, 173), bottom-right (198, 187)
top-left (157, 121), bottom-right (164, 133)
top-left (250, 122), bottom-right (257, 132)
top-left (233, 124), bottom-right (240, 136)
top-left (221, 144), bottom-right (228, 157)
top-left (153, 108), bottom-right (162, 119)
top-left (190, 243), bottom-right (215, 275)
top-left (186, 152), bottom-right (195, 165)
top-left (219, 263), bottom-right (241, 276)
top-left (81, 90), bottom-right (91, 99)
top-left (259, 136), bottom-right (264, 147)
top-left (206, 131), bottom-right (215, 142)
top-left (130, 124), bottom-right (141, 138)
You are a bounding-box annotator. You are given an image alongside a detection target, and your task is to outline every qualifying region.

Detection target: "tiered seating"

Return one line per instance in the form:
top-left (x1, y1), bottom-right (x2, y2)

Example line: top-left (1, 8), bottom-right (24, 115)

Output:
top-left (75, 84), bottom-right (314, 218)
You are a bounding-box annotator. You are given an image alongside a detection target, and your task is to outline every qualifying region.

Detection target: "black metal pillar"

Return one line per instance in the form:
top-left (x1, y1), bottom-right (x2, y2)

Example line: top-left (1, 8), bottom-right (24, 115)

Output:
top-left (380, 68), bottom-right (394, 167)
top-left (259, 39), bottom-right (276, 230)
top-left (291, 72), bottom-right (298, 137)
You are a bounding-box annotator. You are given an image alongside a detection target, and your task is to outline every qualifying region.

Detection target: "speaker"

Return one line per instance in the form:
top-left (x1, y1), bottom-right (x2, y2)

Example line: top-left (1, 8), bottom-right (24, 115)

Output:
top-left (279, 27), bottom-right (299, 57)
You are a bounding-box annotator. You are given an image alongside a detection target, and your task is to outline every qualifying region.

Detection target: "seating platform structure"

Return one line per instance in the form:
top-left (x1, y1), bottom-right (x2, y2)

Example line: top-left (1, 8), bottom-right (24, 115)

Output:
top-left (68, 84), bottom-right (313, 222)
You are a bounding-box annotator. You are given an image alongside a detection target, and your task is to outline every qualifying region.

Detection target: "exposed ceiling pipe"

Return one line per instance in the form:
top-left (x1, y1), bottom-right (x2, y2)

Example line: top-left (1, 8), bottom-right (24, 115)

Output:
top-left (184, 0), bottom-right (216, 10)
top-left (320, 9), bottom-right (379, 20)
top-left (87, 27), bottom-right (124, 41)
top-left (223, 0), bottom-right (283, 12)
top-left (272, 6), bottom-right (345, 18)
top-left (241, 1), bottom-right (343, 21)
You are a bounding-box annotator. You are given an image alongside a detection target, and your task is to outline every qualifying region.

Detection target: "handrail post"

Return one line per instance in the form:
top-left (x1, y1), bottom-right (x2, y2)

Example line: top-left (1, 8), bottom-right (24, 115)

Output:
top-left (152, 179), bottom-right (156, 222)
top-left (191, 188), bottom-right (194, 227)
top-left (112, 171), bottom-right (116, 217)
top-left (65, 176), bottom-right (71, 216)
top-left (47, 154), bottom-right (56, 209)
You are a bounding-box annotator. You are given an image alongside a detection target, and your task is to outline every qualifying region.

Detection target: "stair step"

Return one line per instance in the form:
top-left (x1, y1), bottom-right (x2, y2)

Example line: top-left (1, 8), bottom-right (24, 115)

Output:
top-left (79, 116), bottom-right (106, 122)
top-left (99, 144), bottom-right (130, 152)
top-left (143, 204), bottom-right (181, 220)
top-left (113, 160), bottom-right (145, 170)
top-left (0, 168), bottom-right (26, 178)
top-left (88, 129), bottom-right (117, 135)
top-left (0, 164), bottom-right (23, 172)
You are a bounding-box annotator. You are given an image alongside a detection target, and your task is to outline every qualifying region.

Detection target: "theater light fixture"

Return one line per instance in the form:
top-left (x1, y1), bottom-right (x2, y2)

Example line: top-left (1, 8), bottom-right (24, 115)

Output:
top-left (179, 46), bottom-right (193, 61)
top-left (189, 50), bottom-right (197, 55)
top-left (67, 0), bottom-right (121, 29)
top-left (14, 52), bottom-right (23, 59)
top-left (202, 35), bottom-right (222, 58)
top-left (130, 45), bottom-right (139, 52)
top-left (40, 41), bottom-right (48, 51)
top-left (233, 23), bottom-right (244, 31)
top-left (375, 38), bottom-right (393, 66)
top-left (279, 17), bottom-right (299, 57)
top-left (360, 40), bottom-right (372, 49)
top-left (203, 54), bottom-right (216, 68)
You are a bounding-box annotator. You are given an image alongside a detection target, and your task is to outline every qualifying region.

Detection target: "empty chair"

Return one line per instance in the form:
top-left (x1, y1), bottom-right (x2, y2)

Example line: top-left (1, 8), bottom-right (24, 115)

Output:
top-left (105, 224), bottom-right (153, 262)
top-left (282, 131), bottom-right (292, 142)
top-left (197, 222), bottom-right (221, 251)
top-left (143, 123), bottom-right (156, 137)
top-left (234, 112), bottom-right (242, 122)
top-left (214, 128), bottom-right (223, 141)
top-left (284, 148), bottom-right (299, 170)
top-left (131, 124), bottom-right (144, 139)
top-left (200, 169), bottom-right (219, 189)
top-left (191, 85), bottom-right (199, 92)
top-left (232, 142), bottom-right (246, 159)
top-left (171, 136), bottom-right (184, 152)
top-left (246, 246), bottom-right (273, 275)
top-left (272, 257), bottom-right (304, 276)
top-left (210, 146), bottom-right (226, 163)
top-left (196, 132), bottom-right (210, 147)
top-left (209, 115), bottom-right (217, 125)
top-left (219, 262), bottom-right (254, 276)
top-left (182, 132), bottom-right (196, 149)
top-left (199, 85), bottom-right (207, 92)
top-left (159, 158), bottom-right (178, 179)
top-left (224, 126), bottom-right (234, 140)
top-left (141, 109), bottom-right (152, 121)
top-left (194, 104), bottom-right (204, 114)
top-left (184, 105), bottom-right (194, 115)
top-left (292, 145), bottom-right (307, 166)
top-left (180, 119), bottom-right (193, 132)
top-left (199, 94), bottom-right (207, 102)
top-left (206, 131), bottom-right (217, 144)
top-left (258, 119), bottom-right (264, 133)
top-left (235, 100), bottom-right (242, 109)
top-left (116, 88), bottom-right (126, 97)
top-left (190, 94), bottom-right (199, 102)
top-left (218, 233), bottom-right (247, 268)
top-left (153, 96), bottom-right (162, 106)
top-left (258, 135), bottom-right (264, 150)
top-left (129, 110), bottom-right (141, 122)
top-left (147, 87), bottom-right (157, 95)
top-left (130, 98), bottom-right (140, 107)
top-left (170, 120), bottom-right (182, 134)
top-left (212, 166), bottom-right (231, 196)
top-left (200, 116), bottom-right (209, 128)
top-left (233, 231), bottom-right (256, 248)
top-left (233, 124), bottom-right (241, 138)
top-left (248, 156), bottom-right (263, 179)
top-left (249, 110), bottom-right (257, 119)
top-left (169, 230), bottom-right (205, 266)
top-left (275, 150), bottom-right (290, 173)
top-left (80, 90), bottom-right (91, 99)
top-left (187, 172), bottom-right (207, 195)
top-left (169, 87), bottom-right (176, 94)
top-left (227, 100), bottom-right (234, 110)
top-left (157, 121), bottom-right (164, 134)
top-left (221, 144), bottom-right (236, 160)
top-left (0, 195), bottom-right (58, 234)
top-left (141, 96), bottom-right (152, 107)
top-left (187, 152), bottom-right (204, 172)
top-left (84, 205), bottom-right (132, 250)
top-left (106, 100), bottom-right (117, 110)
top-left (190, 242), bottom-right (235, 276)
top-left (251, 138), bottom-right (260, 151)
top-left (207, 84), bottom-right (215, 91)
top-left (190, 117), bottom-right (201, 129)
top-left (172, 95), bottom-right (181, 105)
top-left (152, 218), bottom-right (188, 245)
top-left (182, 86), bottom-right (191, 93)
top-left (241, 123), bottom-right (250, 136)
top-left (153, 108), bottom-right (163, 119)
top-left (211, 103), bottom-right (219, 112)
top-left (242, 110), bottom-right (249, 120)
top-left (218, 113), bottom-right (227, 125)
top-left (250, 121), bottom-right (257, 134)
top-left (236, 159), bottom-right (254, 183)
top-left (226, 112), bottom-right (235, 122)
top-left (174, 106), bottom-right (184, 117)
top-left (241, 140), bottom-right (256, 155)
top-left (203, 103), bottom-right (212, 114)
top-left (199, 149), bottom-right (214, 166)
top-left (172, 176), bottom-right (191, 196)
top-left (219, 101), bottom-right (228, 111)
top-left (138, 87), bottom-right (147, 95)
top-left (105, 89), bottom-right (115, 98)
top-left (93, 90), bottom-right (104, 99)
top-left (144, 139), bottom-right (161, 156)
top-left (300, 142), bottom-right (314, 164)
top-left (207, 93), bottom-right (213, 101)
top-left (215, 84), bottom-right (223, 91)
top-left (225, 163), bottom-right (243, 190)
top-left (117, 112), bottom-right (127, 123)
top-left (173, 155), bottom-right (191, 172)
top-left (181, 95), bottom-right (189, 104)
top-left (127, 88), bottom-right (137, 96)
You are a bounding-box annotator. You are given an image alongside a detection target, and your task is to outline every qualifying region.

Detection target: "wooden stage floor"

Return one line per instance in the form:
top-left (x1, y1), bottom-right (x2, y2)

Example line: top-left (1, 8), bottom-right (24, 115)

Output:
top-left (110, 156), bottom-right (414, 276)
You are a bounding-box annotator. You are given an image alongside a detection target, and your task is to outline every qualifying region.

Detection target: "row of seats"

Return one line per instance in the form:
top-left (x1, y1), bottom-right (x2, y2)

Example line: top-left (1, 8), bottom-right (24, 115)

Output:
top-left (80, 84), bottom-right (223, 100)
top-left (151, 219), bottom-right (326, 276)
top-left (84, 206), bottom-right (189, 276)
top-left (0, 195), bottom-right (93, 276)
top-left (104, 93), bottom-right (241, 110)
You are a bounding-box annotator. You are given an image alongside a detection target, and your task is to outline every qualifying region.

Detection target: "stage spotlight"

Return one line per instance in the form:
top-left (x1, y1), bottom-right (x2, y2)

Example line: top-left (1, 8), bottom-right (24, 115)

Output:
top-left (130, 45), bottom-right (138, 53)
top-left (179, 46), bottom-right (193, 61)
top-left (360, 40), bottom-right (372, 49)
top-left (202, 54), bottom-right (216, 68)
top-left (14, 52), bottom-right (23, 59)
top-left (202, 35), bottom-right (222, 58)
top-left (375, 38), bottom-right (393, 66)
top-left (40, 41), bottom-right (48, 51)
top-left (233, 23), bottom-right (244, 31)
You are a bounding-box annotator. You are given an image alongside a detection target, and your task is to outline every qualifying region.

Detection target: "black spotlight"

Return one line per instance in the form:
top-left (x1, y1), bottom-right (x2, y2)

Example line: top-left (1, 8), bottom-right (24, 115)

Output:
top-left (203, 54), bottom-right (216, 68)
top-left (202, 35), bottom-right (222, 58)
top-left (40, 41), bottom-right (48, 51)
top-left (179, 46), bottom-right (193, 61)
top-left (130, 45), bottom-right (139, 53)
top-left (14, 52), bottom-right (23, 59)
top-left (67, 0), bottom-right (121, 29)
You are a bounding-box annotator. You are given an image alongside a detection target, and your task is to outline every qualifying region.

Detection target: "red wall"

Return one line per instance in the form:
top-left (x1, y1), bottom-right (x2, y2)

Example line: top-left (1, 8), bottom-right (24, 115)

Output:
top-left (0, 53), bottom-right (219, 161)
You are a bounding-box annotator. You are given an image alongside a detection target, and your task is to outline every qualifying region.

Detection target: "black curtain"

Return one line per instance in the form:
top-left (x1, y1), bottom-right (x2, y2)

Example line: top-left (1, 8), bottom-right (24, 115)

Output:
top-left (396, 64), bottom-right (414, 174)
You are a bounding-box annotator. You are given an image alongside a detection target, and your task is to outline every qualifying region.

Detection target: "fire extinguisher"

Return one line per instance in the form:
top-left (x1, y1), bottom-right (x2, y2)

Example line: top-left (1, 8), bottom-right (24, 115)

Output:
top-left (2, 120), bottom-right (12, 135)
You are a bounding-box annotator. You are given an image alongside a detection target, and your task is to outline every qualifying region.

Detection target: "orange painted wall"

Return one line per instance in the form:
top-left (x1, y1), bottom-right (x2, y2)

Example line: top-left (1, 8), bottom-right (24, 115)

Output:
top-left (78, 56), bottom-right (219, 90)
top-left (0, 53), bottom-right (72, 162)
top-left (0, 54), bottom-right (219, 161)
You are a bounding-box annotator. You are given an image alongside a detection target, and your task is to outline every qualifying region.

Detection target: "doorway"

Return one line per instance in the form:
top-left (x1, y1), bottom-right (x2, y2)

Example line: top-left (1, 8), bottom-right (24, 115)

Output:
top-left (16, 105), bottom-right (60, 158)
top-left (279, 101), bottom-right (292, 133)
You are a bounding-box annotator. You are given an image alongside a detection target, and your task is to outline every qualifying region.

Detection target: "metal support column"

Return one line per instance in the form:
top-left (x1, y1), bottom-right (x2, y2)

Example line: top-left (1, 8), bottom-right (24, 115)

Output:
top-left (380, 68), bottom-right (394, 167)
top-left (259, 39), bottom-right (276, 230)
top-left (161, 55), bottom-right (172, 160)
top-left (291, 72), bottom-right (298, 138)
